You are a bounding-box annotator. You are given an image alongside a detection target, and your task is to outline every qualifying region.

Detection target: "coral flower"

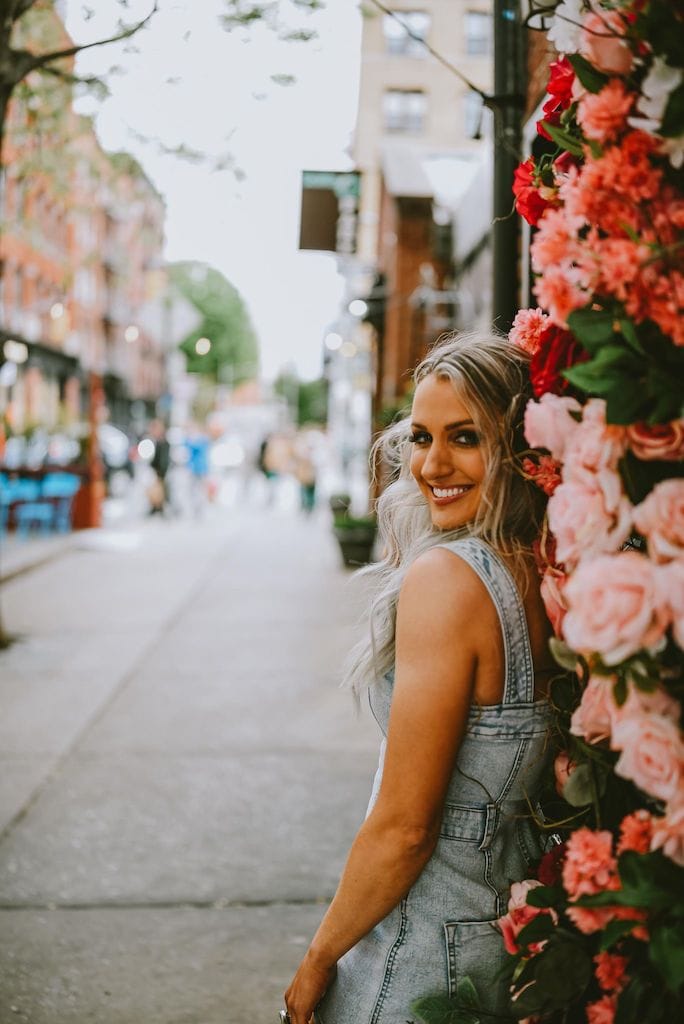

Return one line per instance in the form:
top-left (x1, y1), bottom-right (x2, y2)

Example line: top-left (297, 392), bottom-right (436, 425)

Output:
top-left (578, 79), bottom-right (634, 142)
top-left (594, 952), bottom-right (628, 994)
top-left (562, 828), bottom-right (619, 899)
top-left (617, 809), bottom-right (653, 855)
top-left (586, 994), bottom-right (618, 1024)
top-left (508, 307), bottom-right (550, 354)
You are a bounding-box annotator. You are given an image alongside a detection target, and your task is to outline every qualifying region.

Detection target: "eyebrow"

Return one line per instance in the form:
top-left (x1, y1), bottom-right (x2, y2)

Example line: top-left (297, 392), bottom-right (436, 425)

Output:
top-left (411, 419), bottom-right (475, 430)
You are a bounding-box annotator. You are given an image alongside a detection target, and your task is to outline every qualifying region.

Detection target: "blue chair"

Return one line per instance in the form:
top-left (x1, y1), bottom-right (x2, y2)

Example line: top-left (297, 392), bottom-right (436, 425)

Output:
top-left (6, 478), bottom-right (50, 538)
top-left (41, 473), bottom-right (81, 533)
top-left (15, 501), bottom-right (54, 537)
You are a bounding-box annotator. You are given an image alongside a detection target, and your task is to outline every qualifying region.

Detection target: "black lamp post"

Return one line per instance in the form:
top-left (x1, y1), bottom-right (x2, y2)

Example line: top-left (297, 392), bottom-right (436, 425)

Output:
top-left (491, 0), bottom-right (526, 333)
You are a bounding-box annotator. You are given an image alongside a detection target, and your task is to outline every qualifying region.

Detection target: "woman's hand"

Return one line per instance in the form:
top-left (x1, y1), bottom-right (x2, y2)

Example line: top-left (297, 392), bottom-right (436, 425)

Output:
top-left (284, 949), bottom-right (336, 1024)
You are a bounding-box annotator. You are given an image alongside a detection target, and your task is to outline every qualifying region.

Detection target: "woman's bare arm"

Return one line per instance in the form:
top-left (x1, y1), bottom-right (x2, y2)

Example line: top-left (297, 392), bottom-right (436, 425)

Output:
top-left (284, 547), bottom-right (496, 1024)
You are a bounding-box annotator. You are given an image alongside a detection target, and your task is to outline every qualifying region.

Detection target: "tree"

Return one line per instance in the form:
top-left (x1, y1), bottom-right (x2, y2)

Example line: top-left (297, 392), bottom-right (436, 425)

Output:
top-left (274, 369), bottom-right (328, 426)
top-left (168, 261), bottom-right (260, 388)
top-left (0, 1), bottom-right (159, 174)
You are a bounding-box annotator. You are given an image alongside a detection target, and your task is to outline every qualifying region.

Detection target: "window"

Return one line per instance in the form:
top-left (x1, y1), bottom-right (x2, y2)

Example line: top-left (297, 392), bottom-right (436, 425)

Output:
top-left (465, 10), bottom-right (492, 56)
top-left (383, 11), bottom-right (430, 57)
top-left (383, 89), bottom-right (427, 134)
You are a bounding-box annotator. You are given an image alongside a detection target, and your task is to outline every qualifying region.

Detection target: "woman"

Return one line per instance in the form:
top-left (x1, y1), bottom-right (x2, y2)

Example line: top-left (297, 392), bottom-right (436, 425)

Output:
top-left (284, 333), bottom-right (555, 1024)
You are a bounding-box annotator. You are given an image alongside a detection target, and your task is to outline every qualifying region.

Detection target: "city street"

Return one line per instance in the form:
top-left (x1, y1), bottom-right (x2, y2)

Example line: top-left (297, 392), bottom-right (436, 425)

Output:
top-left (0, 501), bottom-right (378, 1023)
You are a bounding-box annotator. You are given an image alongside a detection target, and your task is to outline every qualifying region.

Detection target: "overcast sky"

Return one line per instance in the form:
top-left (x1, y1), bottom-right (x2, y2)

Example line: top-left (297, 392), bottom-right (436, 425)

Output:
top-left (67, 0), bottom-right (363, 381)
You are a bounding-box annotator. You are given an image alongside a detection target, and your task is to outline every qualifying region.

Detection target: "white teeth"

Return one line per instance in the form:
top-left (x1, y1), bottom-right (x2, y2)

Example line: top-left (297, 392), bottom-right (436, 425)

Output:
top-left (432, 485), bottom-right (471, 498)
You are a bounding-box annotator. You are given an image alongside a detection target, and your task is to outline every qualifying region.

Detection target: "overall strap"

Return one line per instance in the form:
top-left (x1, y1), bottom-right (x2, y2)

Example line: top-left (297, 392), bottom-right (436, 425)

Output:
top-left (437, 537), bottom-right (535, 704)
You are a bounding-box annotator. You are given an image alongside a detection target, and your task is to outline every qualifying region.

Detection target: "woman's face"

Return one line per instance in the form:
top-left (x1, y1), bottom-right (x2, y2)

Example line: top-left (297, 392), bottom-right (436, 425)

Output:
top-left (409, 373), bottom-right (486, 530)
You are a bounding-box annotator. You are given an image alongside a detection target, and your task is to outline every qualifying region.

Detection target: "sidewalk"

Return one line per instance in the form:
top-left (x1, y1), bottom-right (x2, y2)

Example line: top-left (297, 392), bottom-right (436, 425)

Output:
top-left (0, 503), bottom-right (379, 1023)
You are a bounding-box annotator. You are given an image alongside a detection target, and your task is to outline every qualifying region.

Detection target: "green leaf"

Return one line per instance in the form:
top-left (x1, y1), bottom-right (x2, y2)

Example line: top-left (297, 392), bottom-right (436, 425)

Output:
top-left (599, 918), bottom-right (643, 951)
top-left (455, 977), bottom-right (480, 1011)
top-left (650, 922), bottom-right (684, 992)
top-left (540, 120), bottom-right (584, 157)
top-left (517, 913), bottom-right (555, 948)
top-left (613, 676), bottom-right (628, 707)
top-left (410, 994), bottom-right (479, 1024)
top-left (526, 884), bottom-right (564, 909)
top-left (562, 762), bottom-right (596, 808)
top-left (619, 319), bottom-right (645, 356)
top-left (549, 638), bottom-right (578, 672)
top-left (567, 307), bottom-right (618, 350)
top-left (568, 53), bottom-right (610, 94)
top-left (512, 941), bottom-right (592, 1016)
top-left (616, 975), bottom-right (648, 1024)
top-left (661, 80), bottom-right (684, 138)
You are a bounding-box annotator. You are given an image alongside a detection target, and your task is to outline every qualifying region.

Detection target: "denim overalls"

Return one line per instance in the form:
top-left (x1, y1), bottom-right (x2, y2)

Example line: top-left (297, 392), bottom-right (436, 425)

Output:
top-left (317, 537), bottom-right (552, 1024)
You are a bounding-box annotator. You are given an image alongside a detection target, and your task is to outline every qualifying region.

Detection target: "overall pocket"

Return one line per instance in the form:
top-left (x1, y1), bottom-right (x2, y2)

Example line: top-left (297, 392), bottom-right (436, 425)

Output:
top-left (443, 919), bottom-right (511, 1015)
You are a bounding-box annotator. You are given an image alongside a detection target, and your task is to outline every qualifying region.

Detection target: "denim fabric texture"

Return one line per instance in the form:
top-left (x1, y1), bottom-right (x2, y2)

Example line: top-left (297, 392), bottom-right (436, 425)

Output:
top-left (317, 537), bottom-right (552, 1024)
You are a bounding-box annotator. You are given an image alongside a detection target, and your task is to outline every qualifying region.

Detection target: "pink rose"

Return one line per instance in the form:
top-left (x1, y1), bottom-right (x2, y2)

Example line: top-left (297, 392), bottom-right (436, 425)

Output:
top-left (627, 420), bottom-right (684, 461)
top-left (524, 393), bottom-right (582, 460)
top-left (581, 10), bottom-right (633, 76)
top-left (554, 750), bottom-right (576, 796)
top-left (614, 681), bottom-right (681, 725)
top-left (570, 675), bottom-right (616, 744)
top-left (563, 399), bottom-right (626, 479)
top-left (563, 551), bottom-right (670, 665)
top-left (659, 558), bottom-right (684, 647)
top-left (541, 564), bottom-right (569, 635)
top-left (633, 480), bottom-right (684, 563)
top-left (547, 473), bottom-right (632, 566)
top-left (612, 713), bottom-right (684, 803)
top-left (497, 879), bottom-right (556, 955)
top-left (651, 799), bottom-right (684, 867)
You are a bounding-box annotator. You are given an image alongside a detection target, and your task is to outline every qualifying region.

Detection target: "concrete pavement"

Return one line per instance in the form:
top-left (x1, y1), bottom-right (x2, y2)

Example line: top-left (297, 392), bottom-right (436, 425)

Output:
top-left (0, 504), bottom-right (379, 1023)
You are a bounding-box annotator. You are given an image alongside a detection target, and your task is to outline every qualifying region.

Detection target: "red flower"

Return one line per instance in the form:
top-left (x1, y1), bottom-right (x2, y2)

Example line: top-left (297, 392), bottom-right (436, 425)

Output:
top-left (529, 324), bottom-right (589, 397)
top-left (538, 58), bottom-right (575, 141)
top-left (547, 57), bottom-right (575, 109)
top-left (537, 842), bottom-right (567, 886)
top-left (513, 157), bottom-right (552, 227)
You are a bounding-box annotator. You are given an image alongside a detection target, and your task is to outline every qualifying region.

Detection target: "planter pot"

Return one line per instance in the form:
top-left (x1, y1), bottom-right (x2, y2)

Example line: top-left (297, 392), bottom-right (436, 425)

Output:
top-left (333, 524), bottom-right (377, 568)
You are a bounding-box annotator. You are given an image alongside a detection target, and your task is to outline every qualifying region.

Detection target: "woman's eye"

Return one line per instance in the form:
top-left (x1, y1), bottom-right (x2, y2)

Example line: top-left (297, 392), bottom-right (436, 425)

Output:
top-left (409, 432), bottom-right (430, 445)
top-left (452, 430), bottom-right (480, 447)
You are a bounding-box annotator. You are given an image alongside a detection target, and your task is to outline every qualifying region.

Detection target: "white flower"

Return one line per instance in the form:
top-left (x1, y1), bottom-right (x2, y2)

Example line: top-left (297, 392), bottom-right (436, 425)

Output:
top-left (660, 135), bottom-right (684, 169)
top-left (547, 0), bottom-right (584, 54)
top-left (638, 57), bottom-right (683, 123)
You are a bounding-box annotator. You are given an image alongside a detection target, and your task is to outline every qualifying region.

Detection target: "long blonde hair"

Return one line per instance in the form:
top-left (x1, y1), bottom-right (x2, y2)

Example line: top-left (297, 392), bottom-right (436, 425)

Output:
top-left (344, 330), bottom-right (546, 692)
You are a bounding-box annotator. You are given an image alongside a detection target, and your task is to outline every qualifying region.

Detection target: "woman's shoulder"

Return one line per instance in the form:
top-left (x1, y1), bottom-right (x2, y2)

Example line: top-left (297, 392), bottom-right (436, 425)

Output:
top-left (399, 544), bottom-right (495, 625)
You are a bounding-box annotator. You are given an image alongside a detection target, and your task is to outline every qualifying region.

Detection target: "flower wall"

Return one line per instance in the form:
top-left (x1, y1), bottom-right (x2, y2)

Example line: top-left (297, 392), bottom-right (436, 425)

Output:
top-left (502, 1), bottom-right (684, 1021)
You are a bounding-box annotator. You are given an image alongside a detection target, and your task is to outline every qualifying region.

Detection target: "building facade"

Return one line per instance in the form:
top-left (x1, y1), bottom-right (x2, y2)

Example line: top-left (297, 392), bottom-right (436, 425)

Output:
top-left (0, 2), bottom-right (169, 457)
top-left (329, 1), bottom-right (494, 448)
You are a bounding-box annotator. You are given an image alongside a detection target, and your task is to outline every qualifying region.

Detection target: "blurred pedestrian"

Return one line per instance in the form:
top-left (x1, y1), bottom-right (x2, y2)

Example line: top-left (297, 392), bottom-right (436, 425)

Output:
top-left (185, 422), bottom-right (211, 517)
top-left (148, 419), bottom-right (170, 516)
top-left (293, 433), bottom-right (317, 515)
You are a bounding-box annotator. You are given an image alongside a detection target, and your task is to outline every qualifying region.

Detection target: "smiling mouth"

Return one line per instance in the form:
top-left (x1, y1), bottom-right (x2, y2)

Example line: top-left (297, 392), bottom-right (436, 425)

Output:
top-left (430, 484), bottom-right (473, 500)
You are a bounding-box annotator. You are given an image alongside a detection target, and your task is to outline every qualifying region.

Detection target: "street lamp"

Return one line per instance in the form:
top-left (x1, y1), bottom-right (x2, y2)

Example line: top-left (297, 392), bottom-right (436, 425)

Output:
top-left (324, 331), bottom-right (343, 351)
top-left (124, 325), bottom-right (140, 343)
top-left (348, 299), bottom-right (368, 318)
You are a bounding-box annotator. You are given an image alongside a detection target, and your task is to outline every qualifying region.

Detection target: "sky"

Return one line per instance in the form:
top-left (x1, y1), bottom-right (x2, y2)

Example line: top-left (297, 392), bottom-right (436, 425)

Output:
top-left (66, 0), bottom-right (364, 381)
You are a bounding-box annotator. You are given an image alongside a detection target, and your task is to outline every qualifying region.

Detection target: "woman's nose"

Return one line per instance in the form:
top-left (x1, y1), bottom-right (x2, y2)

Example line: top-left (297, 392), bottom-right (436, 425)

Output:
top-left (423, 441), bottom-right (452, 478)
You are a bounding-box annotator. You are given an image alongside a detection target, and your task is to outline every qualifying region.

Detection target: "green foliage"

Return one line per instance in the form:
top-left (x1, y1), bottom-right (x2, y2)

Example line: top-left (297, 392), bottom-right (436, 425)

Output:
top-left (411, 977), bottom-right (500, 1024)
top-left (169, 261), bottom-right (260, 385)
top-left (567, 54), bottom-right (609, 95)
top-left (274, 372), bottom-right (328, 426)
top-left (564, 306), bottom-right (684, 424)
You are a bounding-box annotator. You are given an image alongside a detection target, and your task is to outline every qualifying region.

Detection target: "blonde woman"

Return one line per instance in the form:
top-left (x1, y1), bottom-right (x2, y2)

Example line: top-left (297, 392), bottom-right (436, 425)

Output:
top-left (284, 333), bottom-right (555, 1024)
